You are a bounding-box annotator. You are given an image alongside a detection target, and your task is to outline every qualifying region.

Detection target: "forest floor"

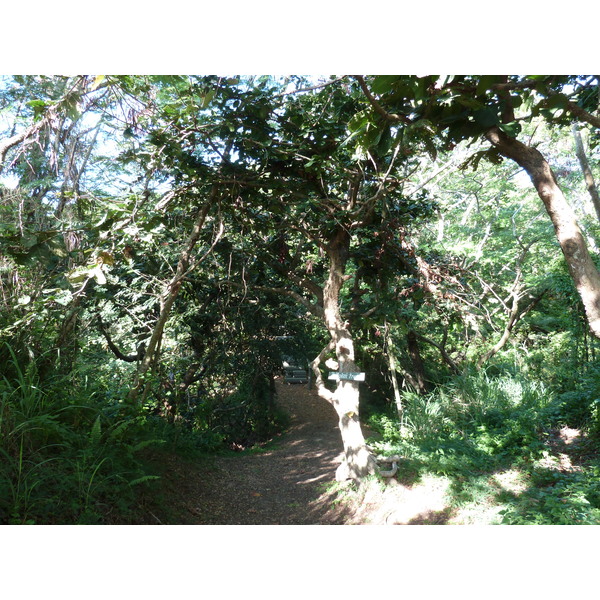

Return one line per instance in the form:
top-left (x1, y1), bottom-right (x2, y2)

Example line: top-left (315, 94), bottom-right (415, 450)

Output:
top-left (138, 378), bottom-right (592, 525)
top-left (141, 379), bottom-right (461, 525)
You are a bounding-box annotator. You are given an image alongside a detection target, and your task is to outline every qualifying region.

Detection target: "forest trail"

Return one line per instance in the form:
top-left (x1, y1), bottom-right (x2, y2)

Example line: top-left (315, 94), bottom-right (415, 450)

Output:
top-left (139, 379), bottom-right (595, 525)
top-left (152, 377), bottom-right (600, 526)
top-left (148, 379), bottom-right (460, 525)
top-left (152, 379), bottom-right (355, 524)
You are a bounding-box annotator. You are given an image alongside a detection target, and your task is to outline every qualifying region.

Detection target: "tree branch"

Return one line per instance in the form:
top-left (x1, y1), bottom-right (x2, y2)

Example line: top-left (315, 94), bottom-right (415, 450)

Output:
top-left (564, 99), bottom-right (600, 129)
top-left (414, 332), bottom-right (460, 374)
top-left (97, 314), bottom-right (144, 362)
top-left (224, 280), bottom-right (324, 319)
top-left (354, 76), bottom-right (410, 124)
top-left (310, 340), bottom-right (336, 404)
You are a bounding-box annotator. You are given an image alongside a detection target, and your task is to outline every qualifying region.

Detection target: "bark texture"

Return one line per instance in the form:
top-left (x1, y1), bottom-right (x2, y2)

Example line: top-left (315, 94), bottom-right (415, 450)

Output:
top-left (312, 227), bottom-right (377, 481)
top-left (485, 126), bottom-right (600, 340)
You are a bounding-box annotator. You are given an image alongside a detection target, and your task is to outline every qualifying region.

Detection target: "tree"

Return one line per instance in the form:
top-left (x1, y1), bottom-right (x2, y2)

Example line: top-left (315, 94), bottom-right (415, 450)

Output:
top-left (353, 75), bottom-right (600, 340)
top-left (168, 76), bottom-right (440, 479)
top-left (0, 76), bottom-right (115, 370)
top-left (5, 73), bottom-right (600, 495)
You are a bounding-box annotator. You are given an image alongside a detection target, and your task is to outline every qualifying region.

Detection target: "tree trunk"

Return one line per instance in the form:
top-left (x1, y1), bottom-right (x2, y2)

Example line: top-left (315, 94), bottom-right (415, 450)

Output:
top-left (478, 288), bottom-right (522, 367)
top-left (312, 227), bottom-right (377, 482)
top-left (384, 322), bottom-right (403, 419)
top-left (406, 330), bottom-right (428, 394)
top-left (128, 189), bottom-right (218, 402)
top-left (572, 124), bottom-right (600, 223)
top-left (485, 126), bottom-right (600, 340)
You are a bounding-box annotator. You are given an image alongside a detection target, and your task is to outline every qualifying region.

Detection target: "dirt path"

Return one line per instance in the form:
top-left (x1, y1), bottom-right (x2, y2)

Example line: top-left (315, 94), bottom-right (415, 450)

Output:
top-left (146, 379), bottom-right (495, 525)
top-left (155, 379), bottom-right (354, 524)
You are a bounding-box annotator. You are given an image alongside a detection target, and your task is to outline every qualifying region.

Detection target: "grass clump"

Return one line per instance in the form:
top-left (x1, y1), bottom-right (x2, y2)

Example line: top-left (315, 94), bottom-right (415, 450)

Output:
top-left (0, 346), bottom-right (171, 524)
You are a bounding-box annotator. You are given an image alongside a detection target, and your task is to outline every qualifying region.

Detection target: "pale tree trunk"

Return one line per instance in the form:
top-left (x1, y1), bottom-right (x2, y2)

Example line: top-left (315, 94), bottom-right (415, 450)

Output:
top-left (128, 187), bottom-right (221, 402)
top-left (572, 124), bottom-right (600, 223)
top-left (485, 126), bottom-right (600, 340)
top-left (310, 227), bottom-right (377, 481)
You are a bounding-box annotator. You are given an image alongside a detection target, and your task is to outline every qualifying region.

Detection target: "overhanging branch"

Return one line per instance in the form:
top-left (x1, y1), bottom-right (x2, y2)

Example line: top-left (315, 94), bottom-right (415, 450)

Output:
top-left (223, 280), bottom-right (324, 319)
top-left (354, 76), bottom-right (411, 124)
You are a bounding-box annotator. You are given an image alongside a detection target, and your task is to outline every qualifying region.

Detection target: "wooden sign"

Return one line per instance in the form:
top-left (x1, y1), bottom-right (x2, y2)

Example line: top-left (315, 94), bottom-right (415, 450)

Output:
top-left (328, 372), bottom-right (365, 382)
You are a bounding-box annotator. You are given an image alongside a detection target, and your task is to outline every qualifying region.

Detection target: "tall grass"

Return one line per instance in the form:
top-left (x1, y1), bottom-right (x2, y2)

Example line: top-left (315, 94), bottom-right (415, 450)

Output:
top-left (0, 344), bottom-right (160, 524)
top-left (370, 370), bottom-right (549, 452)
top-left (367, 368), bottom-right (552, 488)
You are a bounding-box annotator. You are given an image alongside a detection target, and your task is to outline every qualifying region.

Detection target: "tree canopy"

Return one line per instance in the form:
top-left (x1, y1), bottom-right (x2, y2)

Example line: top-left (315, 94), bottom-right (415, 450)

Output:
top-left (2, 74), bottom-right (600, 525)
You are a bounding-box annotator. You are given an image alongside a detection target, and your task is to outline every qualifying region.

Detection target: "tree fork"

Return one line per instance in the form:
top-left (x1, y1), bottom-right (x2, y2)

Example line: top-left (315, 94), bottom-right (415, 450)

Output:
top-left (320, 226), bottom-right (377, 481)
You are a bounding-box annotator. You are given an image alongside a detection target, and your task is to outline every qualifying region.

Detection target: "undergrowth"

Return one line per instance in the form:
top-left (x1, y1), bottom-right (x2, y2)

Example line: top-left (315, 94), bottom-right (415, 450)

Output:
top-left (0, 347), bottom-right (167, 524)
top-left (0, 348), bottom-right (189, 523)
top-left (0, 343), bottom-right (292, 524)
top-left (367, 369), bottom-right (600, 525)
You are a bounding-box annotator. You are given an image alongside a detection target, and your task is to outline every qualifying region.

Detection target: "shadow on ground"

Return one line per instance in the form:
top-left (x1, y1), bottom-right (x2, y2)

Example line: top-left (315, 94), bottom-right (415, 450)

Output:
top-left (145, 380), bottom-right (355, 524)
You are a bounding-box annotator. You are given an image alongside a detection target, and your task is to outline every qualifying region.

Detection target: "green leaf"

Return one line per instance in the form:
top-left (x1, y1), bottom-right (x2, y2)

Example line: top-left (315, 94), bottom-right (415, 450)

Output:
top-left (27, 99), bottom-right (49, 120)
top-left (348, 110), bottom-right (368, 133)
top-left (364, 123), bottom-right (383, 147)
top-left (460, 147), bottom-right (504, 171)
top-left (370, 76), bottom-right (401, 95)
top-left (473, 108), bottom-right (499, 128)
top-left (54, 290), bottom-right (73, 306)
top-left (66, 265), bottom-right (95, 285)
top-left (90, 416), bottom-right (102, 445)
top-left (129, 475), bottom-right (161, 486)
top-left (457, 96), bottom-right (486, 110)
top-left (130, 439), bottom-right (165, 453)
top-left (544, 94), bottom-right (569, 110)
top-left (509, 94), bottom-right (523, 109)
top-left (376, 125), bottom-right (394, 154)
top-left (21, 234), bottom-right (38, 249)
top-left (423, 137), bottom-right (438, 161)
top-left (107, 420), bottom-right (134, 442)
top-left (475, 75), bottom-right (503, 96)
top-left (46, 236), bottom-right (68, 257)
top-left (499, 121), bottom-right (522, 137)
top-left (201, 90), bottom-right (216, 109)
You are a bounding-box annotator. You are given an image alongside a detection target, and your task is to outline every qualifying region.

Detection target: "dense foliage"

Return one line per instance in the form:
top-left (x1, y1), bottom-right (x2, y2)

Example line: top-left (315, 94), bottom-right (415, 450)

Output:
top-left (1, 75), bottom-right (600, 523)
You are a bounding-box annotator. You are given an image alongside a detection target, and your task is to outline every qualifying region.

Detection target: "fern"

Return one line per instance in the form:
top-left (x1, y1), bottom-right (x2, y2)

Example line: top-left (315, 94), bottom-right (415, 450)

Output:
top-left (129, 475), bottom-right (161, 487)
top-left (129, 439), bottom-right (165, 453)
top-left (90, 416), bottom-right (102, 445)
top-left (107, 419), bottom-right (134, 443)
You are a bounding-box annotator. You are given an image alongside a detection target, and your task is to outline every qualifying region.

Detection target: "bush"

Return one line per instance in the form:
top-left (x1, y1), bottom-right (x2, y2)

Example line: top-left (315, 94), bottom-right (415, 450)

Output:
top-left (499, 468), bottom-right (600, 525)
top-left (368, 370), bottom-right (551, 476)
top-left (194, 370), bottom-right (289, 450)
top-left (544, 363), bottom-right (600, 429)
